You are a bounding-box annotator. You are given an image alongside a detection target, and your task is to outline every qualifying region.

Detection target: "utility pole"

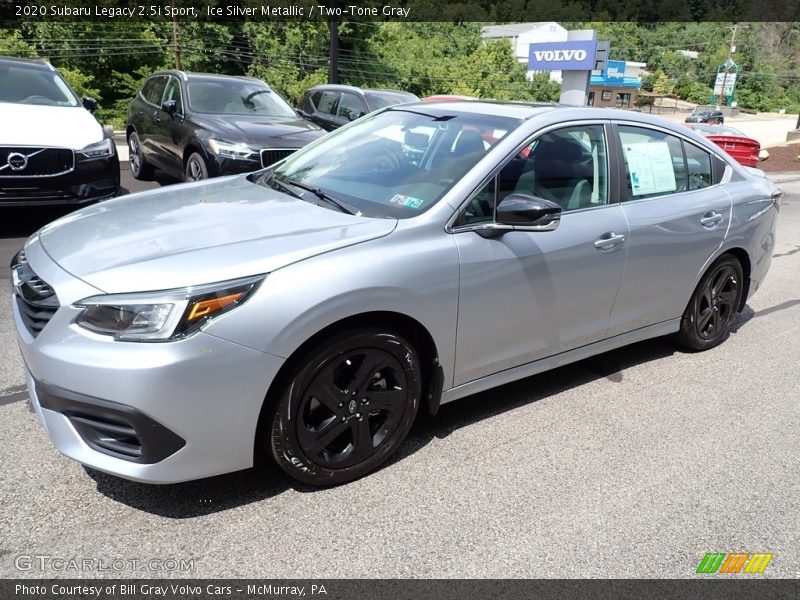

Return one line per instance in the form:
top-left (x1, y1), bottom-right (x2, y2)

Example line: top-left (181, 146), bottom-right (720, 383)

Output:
top-left (328, 0), bottom-right (339, 84)
top-left (718, 24), bottom-right (738, 108)
top-left (172, 0), bottom-right (181, 70)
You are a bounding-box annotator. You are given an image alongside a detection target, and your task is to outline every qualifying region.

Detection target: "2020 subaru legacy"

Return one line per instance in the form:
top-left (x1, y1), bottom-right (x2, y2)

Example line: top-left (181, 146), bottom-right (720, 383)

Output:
top-left (12, 102), bottom-right (780, 486)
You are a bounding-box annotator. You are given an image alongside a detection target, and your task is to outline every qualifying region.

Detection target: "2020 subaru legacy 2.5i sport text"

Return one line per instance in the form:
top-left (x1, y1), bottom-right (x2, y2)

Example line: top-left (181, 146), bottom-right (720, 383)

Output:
top-left (11, 102), bottom-right (781, 486)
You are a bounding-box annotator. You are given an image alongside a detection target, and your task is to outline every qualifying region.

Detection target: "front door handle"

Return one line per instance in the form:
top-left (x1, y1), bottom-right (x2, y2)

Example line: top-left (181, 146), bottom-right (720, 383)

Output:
top-left (594, 232), bottom-right (626, 251)
top-left (153, 110), bottom-right (162, 124)
top-left (700, 211), bottom-right (723, 228)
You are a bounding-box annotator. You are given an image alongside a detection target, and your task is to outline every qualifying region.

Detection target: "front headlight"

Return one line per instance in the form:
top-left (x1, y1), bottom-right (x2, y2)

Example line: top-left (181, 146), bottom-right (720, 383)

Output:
top-left (79, 137), bottom-right (115, 159)
top-left (74, 275), bottom-right (263, 341)
top-left (207, 139), bottom-right (256, 160)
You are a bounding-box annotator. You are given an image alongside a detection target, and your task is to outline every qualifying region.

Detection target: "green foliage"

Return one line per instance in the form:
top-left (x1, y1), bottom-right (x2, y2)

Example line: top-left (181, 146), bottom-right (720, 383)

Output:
top-left (2, 21), bottom-right (800, 125)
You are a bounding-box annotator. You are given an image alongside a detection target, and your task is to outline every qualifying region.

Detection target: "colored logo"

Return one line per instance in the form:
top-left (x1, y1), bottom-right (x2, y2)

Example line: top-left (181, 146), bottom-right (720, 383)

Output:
top-left (696, 552), bottom-right (773, 574)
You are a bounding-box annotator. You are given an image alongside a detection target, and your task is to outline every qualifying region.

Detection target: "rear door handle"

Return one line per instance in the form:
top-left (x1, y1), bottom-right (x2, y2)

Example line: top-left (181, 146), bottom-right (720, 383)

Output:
top-left (594, 232), bottom-right (625, 251)
top-left (153, 110), bottom-right (161, 124)
top-left (700, 211), bottom-right (723, 228)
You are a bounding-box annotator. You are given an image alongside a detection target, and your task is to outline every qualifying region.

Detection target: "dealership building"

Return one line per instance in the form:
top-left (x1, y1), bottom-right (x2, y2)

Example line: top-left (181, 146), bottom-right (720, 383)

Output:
top-left (482, 22), bottom-right (645, 107)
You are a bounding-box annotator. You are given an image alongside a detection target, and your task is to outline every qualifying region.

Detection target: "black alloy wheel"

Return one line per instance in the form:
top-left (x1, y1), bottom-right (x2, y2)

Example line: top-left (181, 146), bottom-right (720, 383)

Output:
top-left (185, 152), bottom-right (209, 182)
top-left (270, 329), bottom-right (421, 486)
top-left (128, 132), bottom-right (154, 180)
top-left (677, 255), bottom-right (744, 351)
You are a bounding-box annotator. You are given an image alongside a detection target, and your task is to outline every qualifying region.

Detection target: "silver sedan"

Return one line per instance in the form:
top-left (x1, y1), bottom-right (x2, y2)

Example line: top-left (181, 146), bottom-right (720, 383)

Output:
top-left (11, 102), bottom-right (781, 486)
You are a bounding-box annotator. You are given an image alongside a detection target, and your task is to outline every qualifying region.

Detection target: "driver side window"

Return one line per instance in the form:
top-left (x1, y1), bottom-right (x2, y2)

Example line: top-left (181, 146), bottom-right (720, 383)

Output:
top-left (455, 124), bottom-right (609, 226)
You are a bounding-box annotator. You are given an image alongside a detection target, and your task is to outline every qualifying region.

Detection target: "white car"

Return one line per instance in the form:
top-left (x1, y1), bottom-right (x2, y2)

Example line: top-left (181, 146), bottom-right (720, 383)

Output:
top-left (0, 56), bottom-right (119, 207)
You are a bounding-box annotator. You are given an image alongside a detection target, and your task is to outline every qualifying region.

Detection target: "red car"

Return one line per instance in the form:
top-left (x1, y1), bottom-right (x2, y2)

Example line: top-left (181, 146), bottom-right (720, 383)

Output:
top-left (685, 123), bottom-right (761, 168)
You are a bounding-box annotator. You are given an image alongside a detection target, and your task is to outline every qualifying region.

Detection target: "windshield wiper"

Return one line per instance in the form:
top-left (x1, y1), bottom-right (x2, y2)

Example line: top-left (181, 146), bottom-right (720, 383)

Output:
top-left (276, 176), bottom-right (362, 216)
top-left (258, 171), bottom-right (303, 199)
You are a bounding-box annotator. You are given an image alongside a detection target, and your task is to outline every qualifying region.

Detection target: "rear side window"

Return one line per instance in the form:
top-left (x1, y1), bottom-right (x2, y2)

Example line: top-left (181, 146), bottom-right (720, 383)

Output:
top-left (618, 125), bottom-right (686, 199)
top-left (141, 76), bottom-right (166, 106)
top-left (316, 91), bottom-right (339, 115)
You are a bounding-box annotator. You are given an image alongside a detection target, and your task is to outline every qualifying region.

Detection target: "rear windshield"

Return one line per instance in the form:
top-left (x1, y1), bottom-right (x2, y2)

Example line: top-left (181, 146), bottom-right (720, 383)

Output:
top-left (365, 91), bottom-right (418, 111)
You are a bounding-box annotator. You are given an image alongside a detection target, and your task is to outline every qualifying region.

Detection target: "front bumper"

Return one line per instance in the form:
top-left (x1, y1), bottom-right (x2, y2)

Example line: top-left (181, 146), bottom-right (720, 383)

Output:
top-left (0, 154), bottom-right (119, 207)
top-left (13, 241), bottom-right (285, 484)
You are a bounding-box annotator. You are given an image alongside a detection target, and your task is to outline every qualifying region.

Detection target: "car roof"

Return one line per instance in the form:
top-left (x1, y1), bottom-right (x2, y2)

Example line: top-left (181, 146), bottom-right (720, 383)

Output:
top-left (0, 56), bottom-right (55, 71)
top-left (307, 84), bottom-right (416, 97)
top-left (148, 70), bottom-right (268, 85)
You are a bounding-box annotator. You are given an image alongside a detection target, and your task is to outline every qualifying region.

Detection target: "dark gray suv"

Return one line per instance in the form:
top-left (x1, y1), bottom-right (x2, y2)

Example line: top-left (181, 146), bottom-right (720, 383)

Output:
top-left (296, 84), bottom-right (418, 131)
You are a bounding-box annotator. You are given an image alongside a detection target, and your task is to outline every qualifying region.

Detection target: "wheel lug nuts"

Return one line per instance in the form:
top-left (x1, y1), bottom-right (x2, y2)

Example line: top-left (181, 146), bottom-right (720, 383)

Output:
top-left (356, 413), bottom-right (361, 418)
top-left (341, 417), bottom-right (347, 422)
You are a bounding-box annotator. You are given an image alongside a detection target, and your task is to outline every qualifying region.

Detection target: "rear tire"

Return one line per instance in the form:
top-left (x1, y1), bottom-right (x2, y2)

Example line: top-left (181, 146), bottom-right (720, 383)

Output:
top-left (676, 255), bottom-right (743, 351)
top-left (269, 329), bottom-right (421, 486)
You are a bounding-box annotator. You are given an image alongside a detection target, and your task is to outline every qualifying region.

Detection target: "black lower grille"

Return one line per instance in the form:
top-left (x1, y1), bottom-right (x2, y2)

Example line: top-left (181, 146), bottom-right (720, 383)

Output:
top-left (260, 148), bottom-right (296, 167)
top-left (11, 249), bottom-right (59, 337)
top-left (0, 146), bottom-right (74, 177)
top-left (35, 382), bottom-right (186, 464)
top-left (69, 414), bottom-right (143, 459)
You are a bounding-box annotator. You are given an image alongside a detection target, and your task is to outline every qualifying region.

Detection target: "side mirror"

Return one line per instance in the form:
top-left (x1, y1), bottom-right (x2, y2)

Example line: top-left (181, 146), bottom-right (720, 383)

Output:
top-left (476, 194), bottom-right (561, 238)
top-left (497, 194), bottom-right (561, 226)
top-left (161, 100), bottom-right (177, 115)
top-left (347, 111), bottom-right (363, 122)
top-left (295, 108), bottom-right (307, 118)
top-left (82, 96), bottom-right (97, 112)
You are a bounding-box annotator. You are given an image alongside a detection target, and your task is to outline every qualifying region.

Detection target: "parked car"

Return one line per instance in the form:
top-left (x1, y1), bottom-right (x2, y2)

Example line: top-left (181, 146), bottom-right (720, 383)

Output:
top-left (685, 123), bottom-right (761, 167)
top-left (296, 84), bottom-right (418, 130)
top-left (685, 108), bottom-right (725, 125)
top-left (13, 103), bottom-right (780, 487)
top-left (0, 56), bottom-right (119, 207)
top-left (126, 71), bottom-right (325, 182)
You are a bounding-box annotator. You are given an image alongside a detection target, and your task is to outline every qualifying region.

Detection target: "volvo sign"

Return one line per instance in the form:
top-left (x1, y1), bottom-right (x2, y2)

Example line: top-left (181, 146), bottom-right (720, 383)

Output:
top-left (528, 41), bottom-right (597, 71)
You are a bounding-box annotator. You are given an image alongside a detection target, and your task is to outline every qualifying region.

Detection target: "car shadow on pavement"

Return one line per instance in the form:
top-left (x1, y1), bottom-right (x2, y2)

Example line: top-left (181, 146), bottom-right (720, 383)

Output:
top-left (85, 335), bottom-right (684, 518)
top-left (85, 461), bottom-right (294, 519)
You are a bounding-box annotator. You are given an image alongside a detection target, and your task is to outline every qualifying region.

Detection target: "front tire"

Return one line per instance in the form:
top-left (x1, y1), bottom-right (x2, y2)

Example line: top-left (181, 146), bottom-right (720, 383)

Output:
top-left (184, 152), bottom-right (209, 182)
top-left (676, 255), bottom-right (743, 351)
top-left (269, 329), bottom-right (421, 486)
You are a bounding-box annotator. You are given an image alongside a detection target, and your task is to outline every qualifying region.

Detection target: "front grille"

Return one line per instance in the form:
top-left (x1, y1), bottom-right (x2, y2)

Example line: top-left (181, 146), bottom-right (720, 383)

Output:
top-left (11, 250), bottom-right (59, 337)
top-left (260, 148), bottom-right (296, 168)
top-left (0, 146), bottom-right (75, 177)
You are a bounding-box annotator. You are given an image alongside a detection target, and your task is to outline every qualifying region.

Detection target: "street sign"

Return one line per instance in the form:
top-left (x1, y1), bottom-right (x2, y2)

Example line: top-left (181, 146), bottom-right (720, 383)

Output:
top-left (714, 72), bottom-right (736, 96)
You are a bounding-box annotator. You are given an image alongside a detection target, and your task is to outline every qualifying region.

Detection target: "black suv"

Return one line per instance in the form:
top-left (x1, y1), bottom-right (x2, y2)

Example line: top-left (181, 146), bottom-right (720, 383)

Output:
top-left (297, 85), bottom-right (419, 131)
top-left (0, 56), bottom-right (119, 207)
top-left (126, 71), bottom-right (325, 181)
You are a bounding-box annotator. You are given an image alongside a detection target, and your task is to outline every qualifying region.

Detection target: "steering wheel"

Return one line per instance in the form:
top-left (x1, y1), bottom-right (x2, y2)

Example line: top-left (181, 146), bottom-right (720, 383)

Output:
top-left (371, 149), bottom-right (401, 172)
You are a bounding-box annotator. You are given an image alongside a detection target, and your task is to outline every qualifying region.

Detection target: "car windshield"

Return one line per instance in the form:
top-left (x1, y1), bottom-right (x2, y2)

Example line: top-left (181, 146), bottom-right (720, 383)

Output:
top-left (0, 65), bottom-right (79, 107)
top-left (263, 107), bottom-right (520, 218)
top-left (187, 79), bottom-right (296, 117)
top-left (365, 91), bottom-right (417, 110)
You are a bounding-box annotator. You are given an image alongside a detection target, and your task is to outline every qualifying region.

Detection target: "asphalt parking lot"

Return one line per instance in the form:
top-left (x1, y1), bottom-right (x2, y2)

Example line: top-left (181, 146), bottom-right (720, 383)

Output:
top-left (0, 170), bottom-right (798, 579)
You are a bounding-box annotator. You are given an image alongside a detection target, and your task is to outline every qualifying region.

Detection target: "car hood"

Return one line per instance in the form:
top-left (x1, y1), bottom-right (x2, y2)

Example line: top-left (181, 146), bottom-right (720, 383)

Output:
top-left (37, 175), bottom-right (397, 293)
top-left (192, 114), bottom-right (325, 147)
top-left (0, 103), bottom-right (103, 149)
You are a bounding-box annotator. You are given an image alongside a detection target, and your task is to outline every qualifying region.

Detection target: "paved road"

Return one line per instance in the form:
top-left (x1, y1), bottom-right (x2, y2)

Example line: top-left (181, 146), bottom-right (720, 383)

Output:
top-left (0, 177), bottom-right (798, 579)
